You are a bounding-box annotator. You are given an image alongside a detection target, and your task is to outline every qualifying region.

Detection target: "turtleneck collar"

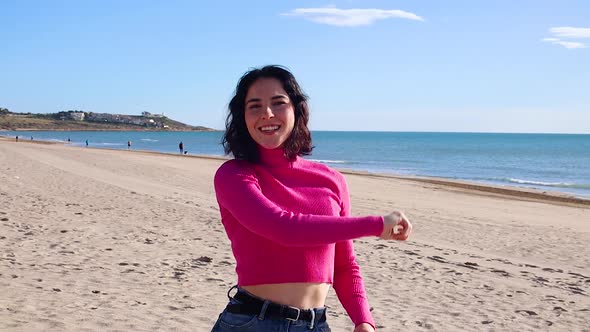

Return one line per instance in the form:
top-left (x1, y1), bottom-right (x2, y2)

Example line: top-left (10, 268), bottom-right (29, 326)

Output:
top-left (258, 146), bottom-right (300, 168)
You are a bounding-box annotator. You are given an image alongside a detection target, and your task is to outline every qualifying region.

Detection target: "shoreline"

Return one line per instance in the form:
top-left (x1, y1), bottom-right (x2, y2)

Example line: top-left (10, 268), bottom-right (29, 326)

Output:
top-left (341, 170), bottom-right (590, 208)
top-left (2, 135), bottom-right (588, 207)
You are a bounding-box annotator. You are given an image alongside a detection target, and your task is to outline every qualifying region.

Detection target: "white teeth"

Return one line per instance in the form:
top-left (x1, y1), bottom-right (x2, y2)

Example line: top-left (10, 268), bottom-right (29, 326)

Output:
top-left (260, 125), bottom-right (280, 132)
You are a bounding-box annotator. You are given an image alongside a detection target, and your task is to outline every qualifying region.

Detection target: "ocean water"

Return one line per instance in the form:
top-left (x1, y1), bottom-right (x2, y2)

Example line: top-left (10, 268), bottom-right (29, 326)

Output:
top-left (2, 130), bottom-right (589, 199)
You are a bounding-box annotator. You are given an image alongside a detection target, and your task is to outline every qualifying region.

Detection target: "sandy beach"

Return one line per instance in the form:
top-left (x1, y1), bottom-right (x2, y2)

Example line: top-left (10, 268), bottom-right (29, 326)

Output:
top-left (1, 138), bottom-right (589, 332)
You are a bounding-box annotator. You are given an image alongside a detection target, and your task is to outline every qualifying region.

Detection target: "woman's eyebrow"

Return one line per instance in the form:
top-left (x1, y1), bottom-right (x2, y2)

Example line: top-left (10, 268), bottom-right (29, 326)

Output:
top-left (245, 98), bottom-right (261, 104)
top-left (246, 95), bottom-right (288, 104)
top-left (271, 95), bottom-right (288, 100)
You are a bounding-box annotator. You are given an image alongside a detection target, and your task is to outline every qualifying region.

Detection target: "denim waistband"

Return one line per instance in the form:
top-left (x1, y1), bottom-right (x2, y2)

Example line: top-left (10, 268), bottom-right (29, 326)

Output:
top-left (226, 286), bottom-right (327, 327)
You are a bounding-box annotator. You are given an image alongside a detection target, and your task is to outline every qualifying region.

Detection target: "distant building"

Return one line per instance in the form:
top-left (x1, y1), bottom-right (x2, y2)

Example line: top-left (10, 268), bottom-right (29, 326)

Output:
top-left (69, 112), bottom-right (85, 121)
top-left (141, 111), bottom-right (165, 118)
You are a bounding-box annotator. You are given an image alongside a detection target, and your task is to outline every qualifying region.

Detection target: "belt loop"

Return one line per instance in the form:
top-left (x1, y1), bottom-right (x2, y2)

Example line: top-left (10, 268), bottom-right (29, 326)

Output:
top-left (308, 309), bottom-right (315, 329)
top-left (258, 300), bottom-right (270, 320)
top-left (227, 285), bottom-right (238, 300)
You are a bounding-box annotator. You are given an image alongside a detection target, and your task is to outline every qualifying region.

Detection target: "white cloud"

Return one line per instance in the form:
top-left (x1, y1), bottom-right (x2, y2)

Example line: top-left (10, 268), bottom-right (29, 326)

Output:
top-left (543, 26), bottom-right (589, 49)
top-left (282, 8), bottom-right (424, 27)
top-left (549, 27), bottom-right (590, 39)
top-left (542, 38), bottom-right (587, 49)
top-left (553, 40), bottom-right (587, 49)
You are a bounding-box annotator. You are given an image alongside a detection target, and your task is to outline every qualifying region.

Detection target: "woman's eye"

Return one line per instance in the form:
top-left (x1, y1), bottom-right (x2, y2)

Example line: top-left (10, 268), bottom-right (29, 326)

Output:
top-left (248, 105), bottom-right (261, 110)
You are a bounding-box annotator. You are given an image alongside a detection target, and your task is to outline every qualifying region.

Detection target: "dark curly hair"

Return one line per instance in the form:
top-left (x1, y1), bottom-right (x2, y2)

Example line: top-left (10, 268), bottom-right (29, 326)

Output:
top-left (222, 65), bottom-right (313, 162)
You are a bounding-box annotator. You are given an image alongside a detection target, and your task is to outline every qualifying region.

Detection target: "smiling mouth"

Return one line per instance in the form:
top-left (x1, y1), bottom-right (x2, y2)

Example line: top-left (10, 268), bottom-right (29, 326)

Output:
top-left (259, 125), bottom-right (281, 133)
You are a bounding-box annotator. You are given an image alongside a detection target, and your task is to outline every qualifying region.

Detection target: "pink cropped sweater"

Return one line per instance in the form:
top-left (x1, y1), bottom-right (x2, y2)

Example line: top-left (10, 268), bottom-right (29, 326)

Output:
top-left (213, 147), bottom-right (384, 327)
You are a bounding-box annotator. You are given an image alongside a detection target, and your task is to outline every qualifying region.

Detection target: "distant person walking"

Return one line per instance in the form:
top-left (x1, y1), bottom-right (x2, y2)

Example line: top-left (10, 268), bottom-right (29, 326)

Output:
top-left (127, 140), bottom-right (132, 150)
top-left (15, 135), bottom-right (18, 142)
top-left (85, 139), bottom-right (89, 147)
top-left (179, 141), bottom-right (184, 154)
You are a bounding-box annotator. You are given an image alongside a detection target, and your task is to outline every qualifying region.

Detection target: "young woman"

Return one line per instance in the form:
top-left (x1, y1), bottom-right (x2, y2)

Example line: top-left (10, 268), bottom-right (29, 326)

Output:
top-left (212, 65), bottom-right (412, 332)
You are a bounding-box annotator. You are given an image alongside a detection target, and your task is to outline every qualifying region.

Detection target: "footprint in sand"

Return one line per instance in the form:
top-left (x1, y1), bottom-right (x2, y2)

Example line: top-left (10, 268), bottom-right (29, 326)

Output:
top-left (192, 256), bottom-right (213, 266)
top-left (459, 262), bottom-right (479, 270)
top-left (490, 269), bottom-right (511, 277)
top-left (415, 321), bottom-right (434, 329)
top-left (534, 276), bottom-right (549, 283)
top-left (567, 286), bottom-right (585, 295)
top-left (403, 250), bottom-right (420, 256)
top-left (515, 310), bottom-right (537, 316)
top-left (427, 256), bottom-right (447, 264)
top-left (173, 270), bottom-right (186, 280)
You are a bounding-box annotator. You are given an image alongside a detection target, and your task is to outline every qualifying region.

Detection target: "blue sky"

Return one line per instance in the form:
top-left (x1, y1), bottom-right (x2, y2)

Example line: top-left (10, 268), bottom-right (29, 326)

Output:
top-left (1, 0), bottom-right (589, 133)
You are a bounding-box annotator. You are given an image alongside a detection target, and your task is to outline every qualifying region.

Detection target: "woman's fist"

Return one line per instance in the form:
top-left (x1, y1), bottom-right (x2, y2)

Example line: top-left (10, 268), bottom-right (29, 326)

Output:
top-left (381, 211), bottom-right (412, 241)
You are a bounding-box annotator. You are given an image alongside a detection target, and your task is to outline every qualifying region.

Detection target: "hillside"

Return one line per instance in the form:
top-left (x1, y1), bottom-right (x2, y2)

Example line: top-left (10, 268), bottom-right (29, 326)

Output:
top-left (0, 109), bottom-right (215, 131)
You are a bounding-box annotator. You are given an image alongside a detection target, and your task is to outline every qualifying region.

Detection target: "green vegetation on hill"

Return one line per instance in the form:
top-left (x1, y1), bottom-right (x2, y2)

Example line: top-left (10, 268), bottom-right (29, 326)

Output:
top-left (0, 108), bottom-right (215, 131)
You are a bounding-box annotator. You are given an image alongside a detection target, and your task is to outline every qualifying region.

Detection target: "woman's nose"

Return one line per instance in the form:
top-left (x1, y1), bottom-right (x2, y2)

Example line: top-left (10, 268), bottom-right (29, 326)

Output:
top-left (261, 106), bottom-right (274, 118)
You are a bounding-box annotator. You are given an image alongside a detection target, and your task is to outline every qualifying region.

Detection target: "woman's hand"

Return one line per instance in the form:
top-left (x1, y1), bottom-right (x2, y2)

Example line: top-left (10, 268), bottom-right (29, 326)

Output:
top-left (354, 323), bottom-right (376, 332)
top-left (380, 210), bottom-right (412, 241)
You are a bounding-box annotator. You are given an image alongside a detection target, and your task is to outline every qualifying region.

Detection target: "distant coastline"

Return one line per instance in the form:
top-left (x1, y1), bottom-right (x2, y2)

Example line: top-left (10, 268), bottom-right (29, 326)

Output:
top-left (0, 108), bottom-right (217, 131)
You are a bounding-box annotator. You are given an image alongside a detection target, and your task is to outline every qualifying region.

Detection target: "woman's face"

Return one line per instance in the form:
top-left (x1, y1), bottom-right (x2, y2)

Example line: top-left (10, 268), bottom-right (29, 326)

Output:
top-left (244, 78), bottom-right (295, 150)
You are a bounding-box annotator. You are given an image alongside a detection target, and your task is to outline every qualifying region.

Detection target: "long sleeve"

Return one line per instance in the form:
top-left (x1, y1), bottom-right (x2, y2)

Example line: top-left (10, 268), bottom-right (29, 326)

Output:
top-left (214, 160), bottom-right (383, 247)
top-left (333, 241), bottom-right (375, 328)
top-left (333, 173), bottom-right (376, 328)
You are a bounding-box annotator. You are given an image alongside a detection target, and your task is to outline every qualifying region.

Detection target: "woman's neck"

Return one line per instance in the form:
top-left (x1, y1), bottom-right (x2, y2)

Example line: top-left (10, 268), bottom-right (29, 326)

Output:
top-left (257, 146), bottom-right (298, 168)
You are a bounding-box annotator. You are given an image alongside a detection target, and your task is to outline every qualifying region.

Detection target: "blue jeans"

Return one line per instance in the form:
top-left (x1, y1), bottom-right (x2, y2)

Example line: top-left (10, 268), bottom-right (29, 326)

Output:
top-left (211, 298), bottom-right (331, 332)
